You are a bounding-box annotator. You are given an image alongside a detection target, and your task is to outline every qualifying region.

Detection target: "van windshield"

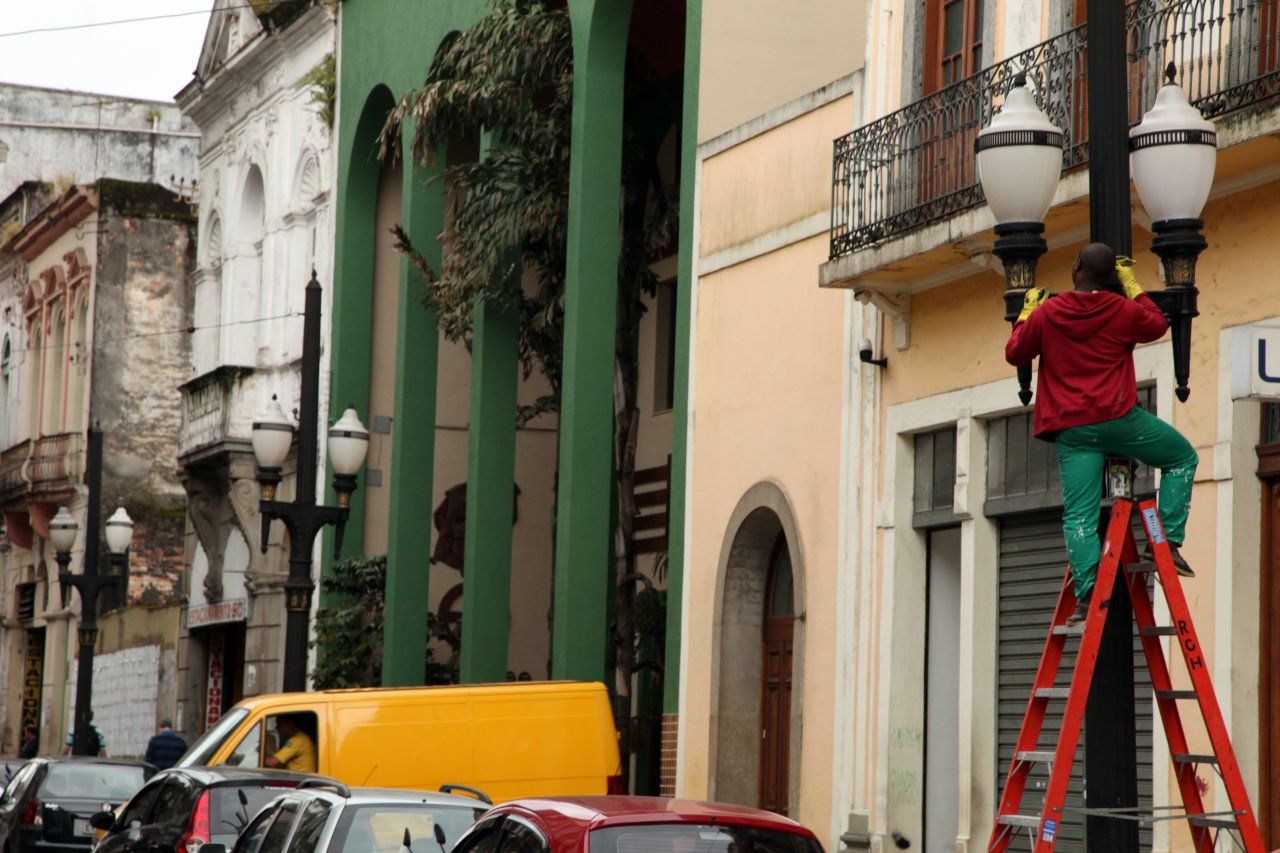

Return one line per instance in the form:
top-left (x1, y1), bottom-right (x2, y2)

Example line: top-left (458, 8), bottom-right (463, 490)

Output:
top-left (176, 708), bottom-right (250, 768)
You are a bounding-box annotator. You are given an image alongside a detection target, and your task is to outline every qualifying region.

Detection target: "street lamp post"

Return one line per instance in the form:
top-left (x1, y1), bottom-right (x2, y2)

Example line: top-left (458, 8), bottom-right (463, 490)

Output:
top-left (977, 8), bottom-right (1216, 850)
top-left (52, 429), bottom-right (136, 757)
top-left (252, 272), bottom-right (369, 694)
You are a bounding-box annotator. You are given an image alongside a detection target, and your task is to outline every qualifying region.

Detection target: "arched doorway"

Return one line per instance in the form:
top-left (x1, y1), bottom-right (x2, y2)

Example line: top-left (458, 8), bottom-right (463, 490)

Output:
top-left (759, 531), bottom-right (794, 814)
top-left (712, 483), bottom-right (804, 816)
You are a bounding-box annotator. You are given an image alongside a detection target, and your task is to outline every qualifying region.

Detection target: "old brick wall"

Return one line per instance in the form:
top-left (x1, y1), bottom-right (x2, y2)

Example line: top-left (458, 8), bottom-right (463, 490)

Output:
top-left (91, 181), bottom-right (195, 610)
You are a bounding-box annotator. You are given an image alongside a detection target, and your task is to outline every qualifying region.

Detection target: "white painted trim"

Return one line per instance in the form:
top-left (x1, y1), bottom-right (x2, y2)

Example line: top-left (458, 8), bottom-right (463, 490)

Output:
top-left (698, 72), bottom-right (860, 159)
top-left (675, 143), bottom-right (704, 800)
top-left (0, 119), bottom-right (201, 138)
top-left (832, 289), bottom-right (864, 847)
top-left (698, 211), bottom-right (831, 277)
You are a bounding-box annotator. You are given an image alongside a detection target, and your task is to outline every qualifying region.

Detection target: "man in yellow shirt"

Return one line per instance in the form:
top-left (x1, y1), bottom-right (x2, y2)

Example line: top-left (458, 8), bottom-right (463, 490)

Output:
top-left (263, 714), bottom-right (317, 773)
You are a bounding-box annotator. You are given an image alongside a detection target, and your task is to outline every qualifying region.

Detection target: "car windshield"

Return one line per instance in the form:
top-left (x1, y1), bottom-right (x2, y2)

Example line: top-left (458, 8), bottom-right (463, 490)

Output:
top-left (330, 804), bottom-right (486, 853)
top-left (38, 764), bottom-right (149, 801)
top-left (590, 825), bottom-right (824, 853)
top-left (178, 709), bottom-right (250, 768)
top-left (211, 785), bottom-right (300, 842)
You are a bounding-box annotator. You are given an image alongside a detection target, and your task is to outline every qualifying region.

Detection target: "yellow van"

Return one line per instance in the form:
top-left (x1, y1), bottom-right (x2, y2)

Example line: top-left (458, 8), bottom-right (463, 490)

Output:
top-left (176, 681), bottom-right (621, 802)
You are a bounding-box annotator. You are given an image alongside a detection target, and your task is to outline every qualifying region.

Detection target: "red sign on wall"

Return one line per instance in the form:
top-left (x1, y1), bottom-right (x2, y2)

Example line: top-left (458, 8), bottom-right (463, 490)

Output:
top-left (205, 632), bottom-right (225, 731)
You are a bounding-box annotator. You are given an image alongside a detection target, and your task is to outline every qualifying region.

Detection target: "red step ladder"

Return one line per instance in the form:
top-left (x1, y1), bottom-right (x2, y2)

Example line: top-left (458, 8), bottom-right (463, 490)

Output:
top-left (988, 496), bottom-right (1265, 853)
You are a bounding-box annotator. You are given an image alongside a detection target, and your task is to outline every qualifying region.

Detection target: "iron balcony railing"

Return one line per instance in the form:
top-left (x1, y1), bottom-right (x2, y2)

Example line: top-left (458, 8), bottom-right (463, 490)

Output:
top-left (830, 0), bottom-right (1280, 259)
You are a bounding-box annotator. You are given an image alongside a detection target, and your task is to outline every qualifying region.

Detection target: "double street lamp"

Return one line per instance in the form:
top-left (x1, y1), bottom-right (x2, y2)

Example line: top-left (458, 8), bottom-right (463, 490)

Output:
top-left (51, 495), bottom-right (134, 757)
top-left (250, 272), bottom-right (370, 694)
top-left (977, 30), bottom-right (1217, 853)
top-left (977, 65), bottom-right (1216, 404)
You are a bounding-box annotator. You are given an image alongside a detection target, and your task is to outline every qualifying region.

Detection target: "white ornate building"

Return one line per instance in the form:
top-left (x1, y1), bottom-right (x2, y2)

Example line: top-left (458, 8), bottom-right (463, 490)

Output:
top-left (174, 0), bottom-right (337, 740)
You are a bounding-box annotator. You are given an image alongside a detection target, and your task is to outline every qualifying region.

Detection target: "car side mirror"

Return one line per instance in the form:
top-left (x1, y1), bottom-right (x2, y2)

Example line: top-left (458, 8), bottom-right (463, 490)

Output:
top-left (89, 812), bottom-right (116, 831)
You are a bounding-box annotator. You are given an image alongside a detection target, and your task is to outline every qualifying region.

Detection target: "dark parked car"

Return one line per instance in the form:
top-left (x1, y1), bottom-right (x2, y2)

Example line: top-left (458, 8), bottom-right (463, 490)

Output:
top-left (446, 797), bottom-right (824, 853)
top-left (90, 767), bottom-right (330, 853)
top-left (0, 758), bottom-right (154, 853)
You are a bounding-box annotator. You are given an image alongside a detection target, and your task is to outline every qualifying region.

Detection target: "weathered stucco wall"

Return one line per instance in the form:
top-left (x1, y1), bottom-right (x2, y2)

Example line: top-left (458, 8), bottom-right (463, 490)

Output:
top-left (0, 84), bottom-right (198, 203)
top-left (699, 0), bottom-right (865, 142)
top-left (685, 231), bottom-right (845, 830)
top-left (700, 96), bottom-right (854, 258)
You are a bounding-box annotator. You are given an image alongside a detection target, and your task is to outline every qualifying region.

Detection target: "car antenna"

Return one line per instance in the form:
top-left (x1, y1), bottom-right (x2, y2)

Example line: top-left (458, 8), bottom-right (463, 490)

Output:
top-left (360, 765), bottom-right (378, 786)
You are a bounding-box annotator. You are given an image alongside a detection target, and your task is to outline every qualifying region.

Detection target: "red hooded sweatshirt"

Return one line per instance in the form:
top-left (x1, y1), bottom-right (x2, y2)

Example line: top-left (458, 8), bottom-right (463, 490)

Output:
top-left (1005, 290), bottom-right (1168, 437)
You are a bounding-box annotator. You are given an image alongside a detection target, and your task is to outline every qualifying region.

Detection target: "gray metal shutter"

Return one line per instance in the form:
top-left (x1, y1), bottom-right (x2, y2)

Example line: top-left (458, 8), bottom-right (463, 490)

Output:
top-left (997, 511), bottom-right (1153, 851)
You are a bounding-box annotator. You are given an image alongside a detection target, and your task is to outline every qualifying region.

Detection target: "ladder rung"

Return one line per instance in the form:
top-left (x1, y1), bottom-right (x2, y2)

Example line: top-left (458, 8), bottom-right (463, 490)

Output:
top-left (1016, 750), bottom-right (1056, 763)
top-left (1127, 561), bottom-right (1157, 574)
top-left (1173, 753), bottom-right (1219, 765)
top-left (1157, 689), bottom-right (1198, 700)
top-left (1141, 625), bottom-right (1178, 636)
top-left (1052, 624), bottom-right (1084, 636)
top-left (1034, 687), bottom-right (1070, 699)
top-left (1189, 815), bottom-right (1238, 829)
top-left (998, 814), bottom-right (1041, 829)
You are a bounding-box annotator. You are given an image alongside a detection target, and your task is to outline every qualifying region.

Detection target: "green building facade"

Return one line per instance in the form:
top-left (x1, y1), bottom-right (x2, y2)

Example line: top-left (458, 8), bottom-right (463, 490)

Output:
top-left (330, 0), bottom-right (699, 791)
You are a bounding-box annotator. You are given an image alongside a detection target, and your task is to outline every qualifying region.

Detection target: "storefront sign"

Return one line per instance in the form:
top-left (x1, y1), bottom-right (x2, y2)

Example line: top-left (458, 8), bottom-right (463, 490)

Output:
top-left (1231, 325), bottom-right (1280, 400)
top-left (187, 599), bottom-right (247, 629)
top-left (205, 632), bottom-right (225, 730)
top-left (21, 631), bottom-right (44, 732)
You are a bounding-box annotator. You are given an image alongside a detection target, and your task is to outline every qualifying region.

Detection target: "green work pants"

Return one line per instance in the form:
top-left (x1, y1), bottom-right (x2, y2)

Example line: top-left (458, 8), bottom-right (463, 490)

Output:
top-left (1056, 405), bottom-right (1198, 597)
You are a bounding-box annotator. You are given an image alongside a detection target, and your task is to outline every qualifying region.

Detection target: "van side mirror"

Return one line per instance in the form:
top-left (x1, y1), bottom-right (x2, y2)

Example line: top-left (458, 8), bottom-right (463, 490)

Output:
top-left (89, 812), bottom-right (116, 831)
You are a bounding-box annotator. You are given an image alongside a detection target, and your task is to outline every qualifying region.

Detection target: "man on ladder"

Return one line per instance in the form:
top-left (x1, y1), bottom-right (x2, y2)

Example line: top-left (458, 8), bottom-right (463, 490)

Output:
top-left (1005, 242), bottom-right (1199, 624)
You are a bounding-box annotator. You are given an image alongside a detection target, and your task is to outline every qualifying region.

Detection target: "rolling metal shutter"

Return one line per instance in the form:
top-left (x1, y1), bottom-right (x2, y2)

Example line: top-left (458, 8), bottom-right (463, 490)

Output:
top-left (997, 510), bottom-right (1154, 851)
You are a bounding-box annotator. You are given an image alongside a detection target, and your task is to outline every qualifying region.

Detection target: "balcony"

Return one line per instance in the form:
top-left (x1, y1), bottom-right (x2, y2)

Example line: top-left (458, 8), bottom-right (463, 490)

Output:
top-left (825, 0), bottom-right (1280, 275)
top-left (179, 365), bottom-right (256, 463)
top-left (0, 440), bottom-right (31, 506)
top-left (28, 432), bottom-right (83, 498)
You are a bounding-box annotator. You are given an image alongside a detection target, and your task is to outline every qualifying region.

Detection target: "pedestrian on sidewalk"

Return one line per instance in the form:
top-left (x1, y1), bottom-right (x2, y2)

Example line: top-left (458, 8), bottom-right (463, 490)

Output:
top-left (144, 720), bottom-right (188, 770)
top-left (1005, 242), bottom-right (1198, 624)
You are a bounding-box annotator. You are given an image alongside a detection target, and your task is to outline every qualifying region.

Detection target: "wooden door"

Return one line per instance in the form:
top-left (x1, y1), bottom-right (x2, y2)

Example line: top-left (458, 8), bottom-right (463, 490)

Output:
top-left (920, 0), bottom-right (984, 205)
top-left (759, 534), bottom-right (794, 815)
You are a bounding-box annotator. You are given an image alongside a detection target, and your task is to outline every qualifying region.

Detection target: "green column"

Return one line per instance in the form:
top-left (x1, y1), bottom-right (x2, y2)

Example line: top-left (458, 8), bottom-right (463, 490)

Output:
top-left (382, 150), bottom-right (443, 687)
top-left (458, 299), bottom-right (519, 683)
top-left (664, 0), bottom-right (701, 715)
top-left (324, 87), bottom-right (395, 596)
top-left (551, 0), bottom-right (633, 683)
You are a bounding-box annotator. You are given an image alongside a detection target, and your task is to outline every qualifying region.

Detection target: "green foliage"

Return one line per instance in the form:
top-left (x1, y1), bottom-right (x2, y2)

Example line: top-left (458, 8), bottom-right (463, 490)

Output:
top-left (312, 554), bottom-right (459, 689)
top-left (298, 53), bottom-right (337, 129)
top-left (381, 0), bottom-right (573, 407)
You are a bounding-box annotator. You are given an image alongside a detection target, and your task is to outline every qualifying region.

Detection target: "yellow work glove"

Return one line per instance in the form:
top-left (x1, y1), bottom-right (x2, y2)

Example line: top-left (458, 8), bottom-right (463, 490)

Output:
top-left (1017, 287), bottom-right (1049, 323)
top-left (1115, 256), bottom-right (1144, 300)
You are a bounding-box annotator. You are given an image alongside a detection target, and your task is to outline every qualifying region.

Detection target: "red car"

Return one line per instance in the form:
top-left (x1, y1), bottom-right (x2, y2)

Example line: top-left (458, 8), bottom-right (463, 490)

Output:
top-left (447, 797), bottom-right (824, 853)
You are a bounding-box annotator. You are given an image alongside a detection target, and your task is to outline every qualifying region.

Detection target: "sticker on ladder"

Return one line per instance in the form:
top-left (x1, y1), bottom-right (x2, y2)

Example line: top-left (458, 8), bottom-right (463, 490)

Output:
top-left (1142, 507), bottom-right (1165, 545)
top-left (1041, 819), bottom-right (1057, 843)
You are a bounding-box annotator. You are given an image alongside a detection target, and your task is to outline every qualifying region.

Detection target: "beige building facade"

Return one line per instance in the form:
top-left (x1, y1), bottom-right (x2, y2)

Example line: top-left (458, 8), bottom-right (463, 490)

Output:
top-left (676, 0), bottom-right (866, 839)
top-left (685, 0), bottom-right (1280, 851)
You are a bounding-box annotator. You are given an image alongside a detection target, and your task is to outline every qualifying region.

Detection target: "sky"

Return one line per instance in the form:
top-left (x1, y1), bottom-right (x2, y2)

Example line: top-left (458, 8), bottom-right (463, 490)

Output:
top-left (0, 2), bottom-right (214, 103)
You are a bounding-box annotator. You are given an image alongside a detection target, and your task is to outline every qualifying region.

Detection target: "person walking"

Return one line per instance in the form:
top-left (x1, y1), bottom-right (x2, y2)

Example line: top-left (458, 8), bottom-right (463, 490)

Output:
top-left (144, 720), bottom-right (188, 770)
top-left (19, 725), bottom-right (38, 759)
top-left (1006, 242), bottom-right (1199, 625)
top-left (63, 713), bottom-right (107, 756)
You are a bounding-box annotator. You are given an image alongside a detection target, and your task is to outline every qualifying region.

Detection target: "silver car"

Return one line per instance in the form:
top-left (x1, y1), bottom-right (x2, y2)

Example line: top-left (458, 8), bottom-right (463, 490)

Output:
top-left (203, 784), bottom-right (489, 853)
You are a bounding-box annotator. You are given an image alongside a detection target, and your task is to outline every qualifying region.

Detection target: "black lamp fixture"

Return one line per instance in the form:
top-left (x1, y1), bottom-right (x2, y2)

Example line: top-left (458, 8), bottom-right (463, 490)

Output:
top-left (1129, 63), bottom-right (1216, 402)
top-left (858, 337), bottom-right (888, 369)
top-left (50, 507), bottom-right (79, 610)
top-left (975, 73), bottom-right (1065, 405)
top-left (250, 271), bottom-right (370, 693)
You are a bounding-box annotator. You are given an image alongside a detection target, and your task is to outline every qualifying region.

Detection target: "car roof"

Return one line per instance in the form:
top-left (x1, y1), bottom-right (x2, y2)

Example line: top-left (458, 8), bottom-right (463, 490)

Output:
top-left (490, 797), bottom-right (817, 838)
top-left (272, 786), bottom-right (495, 809)
top-left (35, 757), bottom-right (155, 770)
top-left (152, 766), bottom-right (330, 786)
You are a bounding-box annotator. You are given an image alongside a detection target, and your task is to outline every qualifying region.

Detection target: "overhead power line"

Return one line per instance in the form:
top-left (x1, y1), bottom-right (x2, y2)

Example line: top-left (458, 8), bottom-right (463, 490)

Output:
top-left (0, 3), bottom-right (291, 40)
